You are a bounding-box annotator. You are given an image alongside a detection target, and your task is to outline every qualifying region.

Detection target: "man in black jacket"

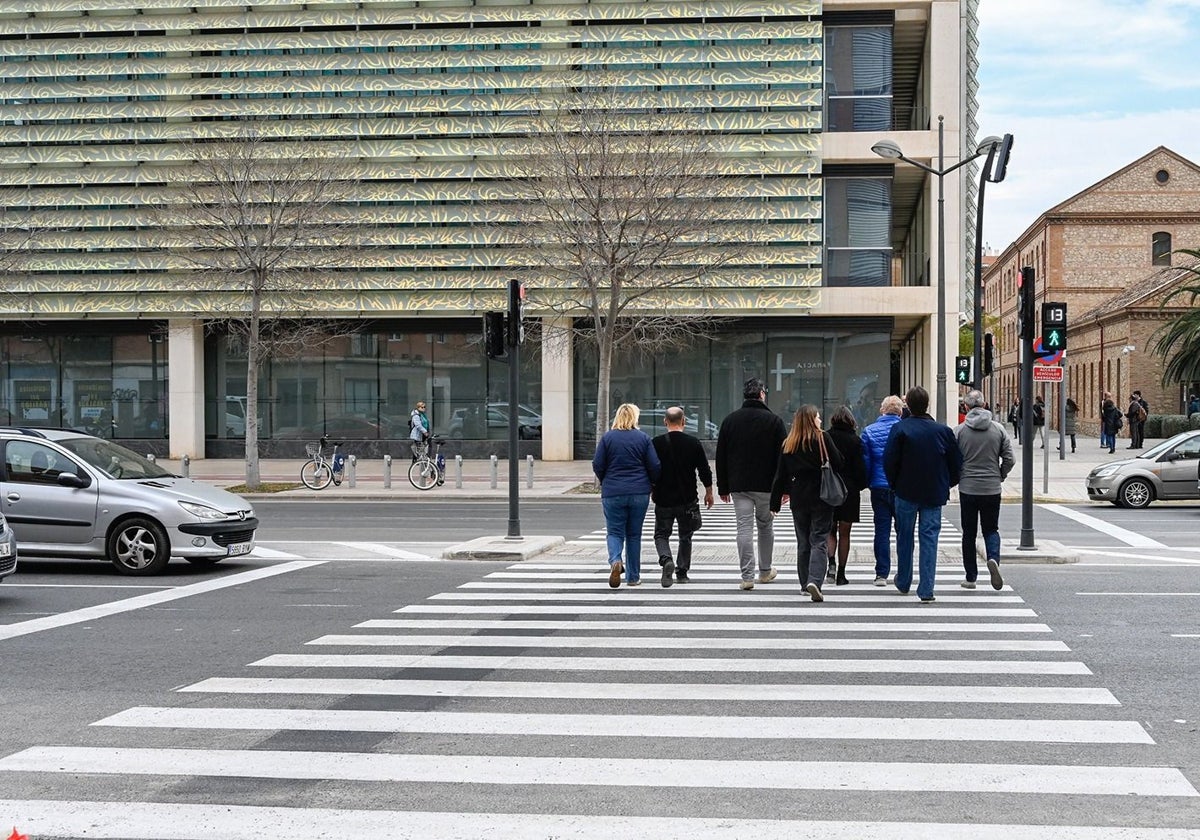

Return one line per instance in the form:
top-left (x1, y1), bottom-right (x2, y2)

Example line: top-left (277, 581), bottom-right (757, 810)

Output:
top-left (716, 378), bottom-right (787, 590)
top-left (651, 406), bottom-right (714, 587)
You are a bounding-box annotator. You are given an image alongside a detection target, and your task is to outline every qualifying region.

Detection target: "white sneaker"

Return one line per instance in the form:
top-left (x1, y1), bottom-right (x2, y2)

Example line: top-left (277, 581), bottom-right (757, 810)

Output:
top-left (873, 576), bottom-right (888, 587)
top-left (960, 580), bottom-right (977, 589)
top-left (758, 568), bottom-right (778, 584)
top-left (740, 580), bottom-right (755, 590)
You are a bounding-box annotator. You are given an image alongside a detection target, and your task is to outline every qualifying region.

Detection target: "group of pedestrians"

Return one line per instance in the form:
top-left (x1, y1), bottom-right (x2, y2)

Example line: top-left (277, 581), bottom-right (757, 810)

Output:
top-left (592, 378), bottom-right (1012, 603)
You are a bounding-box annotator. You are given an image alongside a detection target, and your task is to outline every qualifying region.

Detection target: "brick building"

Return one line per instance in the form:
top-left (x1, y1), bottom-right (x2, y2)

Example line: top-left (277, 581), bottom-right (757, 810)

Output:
top-left (982, 147), bottom-right (1200, 435)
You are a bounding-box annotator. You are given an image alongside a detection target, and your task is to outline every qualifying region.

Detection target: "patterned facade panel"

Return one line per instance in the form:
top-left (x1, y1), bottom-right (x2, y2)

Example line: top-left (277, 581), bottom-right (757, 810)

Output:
top-left (0, 0), bottom-right (823, 316)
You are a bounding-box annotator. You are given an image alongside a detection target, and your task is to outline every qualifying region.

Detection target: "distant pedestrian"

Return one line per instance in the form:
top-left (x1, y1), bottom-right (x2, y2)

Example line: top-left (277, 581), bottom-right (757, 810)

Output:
top-left (954, 390), bottom-right (1014, 591)
top-left (883, 386), bottom-right (963, 603)
top-left (593, 403), bottom-right (661, 589)
top-left (1031, 395), bottom-right (1046, 448)
top-left (716, 377), bottom-right (787, 590)
top-left (826, 406), bottom-right (867, 586)
top-left (1062, 398), bottom-right (1078, 453)
top-left (770, 405), bottom-right (843, 603)
top-left (1007, 398), bottom-right (1021, 443)
top-left (651, 406), bottom-right (714, 587)
top-left (1189, 394), bottom-right (1200, 417)
top-left (409, 400), bottom-right (430, 462)
top-left (861, 395), bottom-right (904, 586)
top-left (1098, 391), bottom-right (1114, 448)
top-left (1101, 399), bottom-right (1123, 453)
top-left (1126, 391), bottom-right (1148, 449)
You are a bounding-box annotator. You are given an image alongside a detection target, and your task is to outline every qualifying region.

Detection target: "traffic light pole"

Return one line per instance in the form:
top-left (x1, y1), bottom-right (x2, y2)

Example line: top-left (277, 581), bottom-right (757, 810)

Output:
top-left (506, 280), bottom-right (522, 539)
top-left (1018, 267), bottom-right (1036, 551)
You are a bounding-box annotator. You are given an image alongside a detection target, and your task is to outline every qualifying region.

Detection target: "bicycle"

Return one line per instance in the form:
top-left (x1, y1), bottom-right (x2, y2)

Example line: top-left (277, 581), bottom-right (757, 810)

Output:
top-left (300, 436), bottom-right (346, 490)
top-left (408, 435), bottom-right (446, 490)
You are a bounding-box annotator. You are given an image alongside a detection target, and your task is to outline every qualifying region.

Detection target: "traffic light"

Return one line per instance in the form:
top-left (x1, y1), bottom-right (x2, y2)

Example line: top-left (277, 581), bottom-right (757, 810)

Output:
top-left (990, 133), bottom-right (1014, 183)
top-left (1017, 266), bottom-right (1036, 341)
top-left (955, 356), bottom-right (971, 385)
top-left (484, 311), bottom-right (506, 358)
top-left (506, 279), bottom-right (525, 348)
top-left (983, 332), bottom-right (994, 377)
top-left (1042, 301), bottom-right (1067, 352)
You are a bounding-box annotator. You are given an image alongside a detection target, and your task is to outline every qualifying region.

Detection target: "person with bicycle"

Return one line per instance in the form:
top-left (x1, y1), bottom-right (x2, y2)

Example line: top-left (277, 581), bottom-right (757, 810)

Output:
top-left (409, 400), bottom-right (430, 462)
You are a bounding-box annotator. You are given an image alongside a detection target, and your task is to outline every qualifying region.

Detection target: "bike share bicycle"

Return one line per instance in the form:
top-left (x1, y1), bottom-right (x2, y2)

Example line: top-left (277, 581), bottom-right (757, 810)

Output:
top-left (300, 436), bottom-right (346, 490)
top-left (408, 435), bottom-right (446, 490)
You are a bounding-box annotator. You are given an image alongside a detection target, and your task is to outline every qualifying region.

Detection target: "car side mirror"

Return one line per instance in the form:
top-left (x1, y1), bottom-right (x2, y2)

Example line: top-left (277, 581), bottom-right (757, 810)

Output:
top-left (57, 472), bottom-right (91, 489)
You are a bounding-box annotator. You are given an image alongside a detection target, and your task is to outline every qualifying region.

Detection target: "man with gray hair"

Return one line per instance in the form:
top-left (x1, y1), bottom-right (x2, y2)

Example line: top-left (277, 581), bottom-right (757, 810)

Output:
top-left (954, 389), bottom-right (1014, 590)
top-left (860, 394), bottom-right (905, 585)
top-left (651, 406), bottom-right (714, 587)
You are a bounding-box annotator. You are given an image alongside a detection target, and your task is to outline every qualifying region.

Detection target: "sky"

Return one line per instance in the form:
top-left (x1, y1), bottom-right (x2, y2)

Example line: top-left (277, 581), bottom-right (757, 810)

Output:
top-left (976, 0), bottom-right (1200, 252)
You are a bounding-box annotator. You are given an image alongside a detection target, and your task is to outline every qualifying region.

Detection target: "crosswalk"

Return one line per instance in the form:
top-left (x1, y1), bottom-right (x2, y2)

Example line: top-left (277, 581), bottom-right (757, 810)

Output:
top-left (3, 556), bottom-right (1198, 837)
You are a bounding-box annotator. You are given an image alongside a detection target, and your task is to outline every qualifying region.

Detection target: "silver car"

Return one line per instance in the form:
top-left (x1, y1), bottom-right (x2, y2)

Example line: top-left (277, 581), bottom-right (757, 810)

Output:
top-left (1086, 430), bottom-right (1200, 508)
top-left (0, 427), bottom-right (257, 575)
top-left (0, 511), bottom-right (16, 583)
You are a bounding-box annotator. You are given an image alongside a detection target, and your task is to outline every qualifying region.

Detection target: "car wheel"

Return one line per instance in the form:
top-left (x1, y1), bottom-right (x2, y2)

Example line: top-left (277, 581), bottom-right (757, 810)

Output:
top-left (107, 517), bottom-right (171, 575)
top-left (184, 556), bottom-right (224, 567)
top-left (1118, 478), bottom-right (1154, 509)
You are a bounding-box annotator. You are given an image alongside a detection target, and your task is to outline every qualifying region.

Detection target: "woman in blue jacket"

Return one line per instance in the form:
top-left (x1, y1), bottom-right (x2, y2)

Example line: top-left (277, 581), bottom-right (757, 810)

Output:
top-left (593, 403), bottom-right (661, 588)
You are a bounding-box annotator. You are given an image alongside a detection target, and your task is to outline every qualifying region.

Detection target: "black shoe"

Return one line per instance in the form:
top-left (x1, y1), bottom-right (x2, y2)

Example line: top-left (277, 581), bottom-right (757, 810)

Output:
top-left (836, 574), bottom-right (849, 586)
top-left (675, 571), bottom-right (691, 583)
top-left (661, 559), bottom-right (675, 588)
top-left (919, 595), bottom-right (936, 603)
top-left (986, 558), bottom-right (1004, 591)
top-left (1109, 448), bottom-right (1116, 454)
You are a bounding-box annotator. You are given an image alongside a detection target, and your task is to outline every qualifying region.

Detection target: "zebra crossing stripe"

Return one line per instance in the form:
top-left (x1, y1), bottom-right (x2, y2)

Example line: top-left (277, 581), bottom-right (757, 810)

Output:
top-left (3, 747), bottom-right (1192, 796)
top-left (95, 706), bottom-right (1154, 745)
top-left (460, 580), bottom-right (1015, 593)
top-left (306, 633), bottom-right (1070, 652)
top-left (397, 604), bottom-right (1041, 617)
top-left (356, 619), bottom-right (1055, 633)
top-left (429, 591), bottom-right (1027, 603)
top-left (249, 653), bottom-right (1092, 675)
top-left (8, 800), bottom-right (1200, 840)
top-left (179, 677), bottom-right (1121, 705)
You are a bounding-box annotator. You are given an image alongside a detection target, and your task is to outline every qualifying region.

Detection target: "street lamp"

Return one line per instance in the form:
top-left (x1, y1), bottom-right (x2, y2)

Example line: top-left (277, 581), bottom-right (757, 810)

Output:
top-left (872, 116), bottom-right (1003, 424)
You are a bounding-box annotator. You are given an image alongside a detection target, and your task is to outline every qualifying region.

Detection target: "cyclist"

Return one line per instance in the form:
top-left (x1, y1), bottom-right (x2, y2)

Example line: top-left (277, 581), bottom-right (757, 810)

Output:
top-left (409, 400), bottom-right (430, 462)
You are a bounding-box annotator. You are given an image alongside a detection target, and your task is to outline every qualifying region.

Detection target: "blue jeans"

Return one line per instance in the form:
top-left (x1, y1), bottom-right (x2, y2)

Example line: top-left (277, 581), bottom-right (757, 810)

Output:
top-left (893, 496), bottom-right (942, 600)
top-left (869, 487), bottom-right (895, 579)
top-left (602, 494), bottom-right (650, 582)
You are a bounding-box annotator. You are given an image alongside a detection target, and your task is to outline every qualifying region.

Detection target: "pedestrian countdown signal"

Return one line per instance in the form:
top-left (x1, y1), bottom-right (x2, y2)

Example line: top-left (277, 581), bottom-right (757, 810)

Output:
top-left (954, 356), bottom-right (972, 385)
top-left (1042, 301), bottom-right (1067, 352)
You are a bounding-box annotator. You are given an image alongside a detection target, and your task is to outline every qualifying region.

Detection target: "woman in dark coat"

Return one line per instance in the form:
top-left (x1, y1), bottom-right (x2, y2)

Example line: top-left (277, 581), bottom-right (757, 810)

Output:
top-left (770, 405), bottom-right (844, 602)
top-left (825, 406), bottom-right (868, 586)
top-left (1100, 399), bottom-right (1123, 454)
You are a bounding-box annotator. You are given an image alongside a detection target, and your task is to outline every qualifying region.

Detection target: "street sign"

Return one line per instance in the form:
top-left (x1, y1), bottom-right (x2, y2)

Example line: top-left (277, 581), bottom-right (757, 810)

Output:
top-left (1033, 337), bottom-right (1064, 366)
top-left (1033, 365), bottom-right (1064, 382)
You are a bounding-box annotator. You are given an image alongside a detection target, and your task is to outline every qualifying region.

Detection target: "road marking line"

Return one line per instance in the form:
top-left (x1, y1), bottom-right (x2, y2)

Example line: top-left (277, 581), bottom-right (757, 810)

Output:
top-left (308, 633), bottom-right (1070, 652)
top-left (9, 800), bottom-right (1200, 840)
top-left (0, 561), bottom-right (324, 643)
top-left (1, 747), bottom-right (1189, 796)
top-left (465, 579), bottom-right (1016, 592)
top-left (179, 677), bottom-right (1121, 705)
top-left (249, 653), bottom-right (1091, 675)
top-left (1065, 549), bottom-right (1200, 565)
top-left (1042, 504), bottom-right (1168, 548)
top-left (430, 591), bottom-right (1027, 604)
top-left (356, 619), bottom-right (1054, 633)
top-left (397, 604), bottom-right (1041, 617)
top-left (336, 542), bottom-right (441, 560)
top-left (0, 583), bottom-right (168, 589)
top-left (1076, 592), bottom-right (1200, 597)
top-left (96, 706), bottom-right (1152, 744)
top-left (248, 546), bottom-right (302, 559)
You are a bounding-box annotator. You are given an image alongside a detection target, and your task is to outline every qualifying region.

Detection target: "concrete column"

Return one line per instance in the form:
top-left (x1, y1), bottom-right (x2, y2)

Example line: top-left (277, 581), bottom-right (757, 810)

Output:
top-left (540, 316), bottom-right (574, 461)
top-left (168, 318), bottom-right (205, 459)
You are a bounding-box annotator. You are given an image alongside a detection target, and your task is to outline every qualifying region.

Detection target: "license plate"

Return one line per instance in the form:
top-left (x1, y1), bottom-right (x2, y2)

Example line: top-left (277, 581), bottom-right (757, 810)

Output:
top-left (226, 541), bottom-right (253, 557)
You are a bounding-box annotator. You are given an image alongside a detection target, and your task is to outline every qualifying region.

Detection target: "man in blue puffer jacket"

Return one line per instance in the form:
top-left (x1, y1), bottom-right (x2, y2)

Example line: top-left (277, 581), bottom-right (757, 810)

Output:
top-left (860, 395), bottom-right (904, 586)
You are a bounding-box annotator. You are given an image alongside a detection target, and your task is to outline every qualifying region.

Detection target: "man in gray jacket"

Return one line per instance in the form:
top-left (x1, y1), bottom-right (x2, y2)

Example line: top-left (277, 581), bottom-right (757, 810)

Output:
top-left (953, 390), bottom-right (1015, 590)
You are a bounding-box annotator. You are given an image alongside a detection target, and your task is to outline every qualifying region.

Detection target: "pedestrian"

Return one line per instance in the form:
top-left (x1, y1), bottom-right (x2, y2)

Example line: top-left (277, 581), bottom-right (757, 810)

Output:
top-left (861, 395), bottom-right (904, 586)
top-left (1062, 398), bottom-right (1078, 453)
top-left (1007, 398), bottom-right (1021, 443)
top-left (651, 406), bottom-right (714, 587)
top-left (409, 400), bottom-right (430, 462)
top-left (1031, 395), bottom-right (1046, 448)
top-left (1189, 394), bottom-right (1200, 417)
top-left (1101, 398), bottom-right (1123, 453)
top-left (826, 405), bottom-right (867, 586)
top-left (770, 404), bottom-right (843, 602)
top-left (593, 403), bottom-right (661, 589)
top-left (1126, 391), bottom-right (1148, 449)
top-left (954, 389), bottom-right (1014, 591)
top-left (883, 386), bottom-right (963, 603)
top-left (716, 377), bottom-right (787, 590)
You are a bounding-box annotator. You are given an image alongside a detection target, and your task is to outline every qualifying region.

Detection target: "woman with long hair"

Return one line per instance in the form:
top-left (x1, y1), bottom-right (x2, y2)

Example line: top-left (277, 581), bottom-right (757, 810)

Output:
top-left (770, 405), bottom-right (844, 602)
top-left (825, 406), bottom-right (868, 586)
top-left (592, 403), bottom-right (661, 588)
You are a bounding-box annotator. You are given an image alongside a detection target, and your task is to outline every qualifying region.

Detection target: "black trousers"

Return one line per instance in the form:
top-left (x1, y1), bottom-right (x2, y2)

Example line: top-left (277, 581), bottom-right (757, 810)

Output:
top-left (654, 504), bottom-right (695, 572)
top-left (959, 492), bottom-right (1001, 582)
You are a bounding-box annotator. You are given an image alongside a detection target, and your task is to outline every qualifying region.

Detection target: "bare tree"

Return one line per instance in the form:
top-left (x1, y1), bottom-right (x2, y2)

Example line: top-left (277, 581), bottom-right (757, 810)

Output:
top-left (503, 91), bottom-right (765, 442)
top-left (159, 130), bottom-right (359, 488)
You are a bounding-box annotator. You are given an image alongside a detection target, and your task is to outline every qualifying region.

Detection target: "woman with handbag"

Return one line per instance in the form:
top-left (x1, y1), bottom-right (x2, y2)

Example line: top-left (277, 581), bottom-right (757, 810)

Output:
top-left (825, 406), bottom-right (868, 586)
top-left (770, 404), bottom-right (844, 602)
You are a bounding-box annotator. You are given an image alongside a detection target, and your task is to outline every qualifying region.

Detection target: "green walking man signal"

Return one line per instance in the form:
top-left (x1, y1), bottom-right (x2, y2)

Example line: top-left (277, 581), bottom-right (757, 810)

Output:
top-left (1042, 301), bottom-right (1068, 352)
top-left (954, 355), bottom-right (972, 385)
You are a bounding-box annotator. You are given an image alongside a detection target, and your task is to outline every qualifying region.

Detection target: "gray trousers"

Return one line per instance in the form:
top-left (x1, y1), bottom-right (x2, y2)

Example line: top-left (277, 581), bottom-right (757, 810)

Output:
top-left (732, 491), bottom-right (774, 580)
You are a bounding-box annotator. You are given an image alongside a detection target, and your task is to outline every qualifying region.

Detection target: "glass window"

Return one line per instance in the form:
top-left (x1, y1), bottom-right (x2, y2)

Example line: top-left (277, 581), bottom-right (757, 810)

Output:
top-left (4, 440), bottom-right (81, 485)
top-left (1152, 231), bottom-right (1172, 266)
top-left (824, 176), bottom-right (892, 286)
top-left (825, 26), bottom-right (893, 132)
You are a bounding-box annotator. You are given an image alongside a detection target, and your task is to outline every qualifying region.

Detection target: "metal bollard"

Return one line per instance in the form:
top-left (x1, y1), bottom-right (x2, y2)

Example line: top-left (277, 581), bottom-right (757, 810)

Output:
top-left (146, 454), bottom-right (155, 464)
top-left (347, 454), bottom-right (357, 488)
top-left (455, 455), bottom-right (463, 489)
top-left (181, 454), bottom-right (190, 478)
top-left (383, 454), bottom-right (392, 489)
top-left (527, 454), bottom-right (534, 489)
top-left (490, 454), bottom-right (498, 489)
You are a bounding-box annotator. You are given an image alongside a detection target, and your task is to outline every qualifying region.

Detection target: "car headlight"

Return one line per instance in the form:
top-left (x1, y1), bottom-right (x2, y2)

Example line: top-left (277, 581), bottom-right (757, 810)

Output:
top-left (1091, 464), bottom-right (1121, 479)
top-left (179, 501), bottom-right (226, 520)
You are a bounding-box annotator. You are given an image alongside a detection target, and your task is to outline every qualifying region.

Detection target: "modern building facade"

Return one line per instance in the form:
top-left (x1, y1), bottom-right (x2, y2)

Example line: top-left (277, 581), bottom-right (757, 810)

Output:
top-left (983, 147), bottom-right (1200, 435)
top-left (0, 0), bottom-right (977, 460)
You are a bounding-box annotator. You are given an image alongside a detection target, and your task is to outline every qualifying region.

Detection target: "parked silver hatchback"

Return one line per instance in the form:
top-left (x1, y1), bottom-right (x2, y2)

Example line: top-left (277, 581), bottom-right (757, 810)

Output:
top-left (0, 427), bottom-right (257, 575)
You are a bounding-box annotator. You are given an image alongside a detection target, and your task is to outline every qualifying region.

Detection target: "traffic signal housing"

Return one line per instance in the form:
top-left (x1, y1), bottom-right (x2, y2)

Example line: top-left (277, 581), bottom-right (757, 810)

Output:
top-left (1017, 266), bottom-right (1036, 341)
top-left (955, 355), bottom-right (971, 385)
top-left (484, 311), bottom-right (506, 358)
top-left (1042, 301), bottom-right (1067, 353)
top-left (983, 332), bottom-right (994, 377)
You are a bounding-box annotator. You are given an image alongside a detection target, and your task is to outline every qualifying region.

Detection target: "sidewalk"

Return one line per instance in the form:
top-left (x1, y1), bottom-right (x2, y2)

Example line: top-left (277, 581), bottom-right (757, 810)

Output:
top-left (161, 430), bottom-right (1150, 503)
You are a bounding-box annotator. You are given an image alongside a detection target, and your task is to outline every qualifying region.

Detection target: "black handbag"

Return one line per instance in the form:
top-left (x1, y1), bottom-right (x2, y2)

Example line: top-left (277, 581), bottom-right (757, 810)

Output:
top-left (817, 433), bottom-right (847, 508)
